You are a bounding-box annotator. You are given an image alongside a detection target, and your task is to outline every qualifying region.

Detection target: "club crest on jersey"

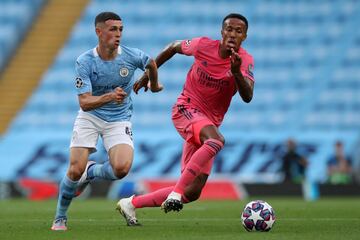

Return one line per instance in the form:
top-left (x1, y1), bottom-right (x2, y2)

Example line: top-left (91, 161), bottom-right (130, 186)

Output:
top-left (75, 77), bottom-right (83, 88)
top-left (119, 67), bottom-right (129, 77)
top-left (185, 40), bottom-right (191, 47)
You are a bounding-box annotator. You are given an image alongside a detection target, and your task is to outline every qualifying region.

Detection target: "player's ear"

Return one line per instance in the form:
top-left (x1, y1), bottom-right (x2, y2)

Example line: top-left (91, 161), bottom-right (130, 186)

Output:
top-left (95, 26), bottom-right (101, 37)
top-left (242, 32), bottom-right (247, 41)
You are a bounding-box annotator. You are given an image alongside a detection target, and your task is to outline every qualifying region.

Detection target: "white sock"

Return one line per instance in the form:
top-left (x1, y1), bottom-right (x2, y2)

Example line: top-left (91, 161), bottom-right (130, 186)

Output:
top-left (167, 191), bottom-right (181, 201)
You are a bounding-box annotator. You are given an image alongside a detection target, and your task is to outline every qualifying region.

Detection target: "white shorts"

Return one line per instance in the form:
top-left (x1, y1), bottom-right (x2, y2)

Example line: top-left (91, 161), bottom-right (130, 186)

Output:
top-left (70, 111), bottom-right (134, 152)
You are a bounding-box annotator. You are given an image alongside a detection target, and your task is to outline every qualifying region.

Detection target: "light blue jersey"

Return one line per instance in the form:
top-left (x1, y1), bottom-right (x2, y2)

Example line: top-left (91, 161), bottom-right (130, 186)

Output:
top-left (74, 45), bottom-right (151, 122)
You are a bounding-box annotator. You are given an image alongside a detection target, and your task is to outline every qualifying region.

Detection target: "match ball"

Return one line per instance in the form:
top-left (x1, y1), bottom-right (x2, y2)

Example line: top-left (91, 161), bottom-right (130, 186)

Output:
top-left (241, 200), bottom-right (276, 232)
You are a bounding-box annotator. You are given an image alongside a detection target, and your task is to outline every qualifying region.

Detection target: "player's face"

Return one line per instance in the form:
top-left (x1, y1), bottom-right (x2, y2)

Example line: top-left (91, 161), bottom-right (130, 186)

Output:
top-left (221, 18), bottom-right (247, 52)
top-left (97, 19), bottom-right (123, 50)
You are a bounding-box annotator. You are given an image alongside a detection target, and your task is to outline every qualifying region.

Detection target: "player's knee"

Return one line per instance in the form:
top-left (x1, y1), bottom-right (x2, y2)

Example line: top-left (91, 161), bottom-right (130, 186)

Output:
top-left (67, 165), bottom-right (84, 180)
top-left (113, 169), bottom-right (129, 179)
top-left (112, 164), bottom-right (130, 179)
top-left (200, 126), bottom-right (225, 146)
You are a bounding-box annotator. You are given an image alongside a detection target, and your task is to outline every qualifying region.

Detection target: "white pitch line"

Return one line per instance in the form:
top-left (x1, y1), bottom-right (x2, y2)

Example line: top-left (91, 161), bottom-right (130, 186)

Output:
top-left (0, 218), bottom-right (359, 222)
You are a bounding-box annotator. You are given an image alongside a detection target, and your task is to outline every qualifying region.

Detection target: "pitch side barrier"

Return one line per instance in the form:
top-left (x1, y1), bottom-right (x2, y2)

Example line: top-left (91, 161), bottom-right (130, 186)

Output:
top-left (0, 130), bottom-right (358, 184)
top-left (1, 178), bottom-right (360, 200)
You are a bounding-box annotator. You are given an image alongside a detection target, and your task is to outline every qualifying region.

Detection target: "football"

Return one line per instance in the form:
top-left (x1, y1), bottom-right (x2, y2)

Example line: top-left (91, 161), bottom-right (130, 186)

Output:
top-left (241, 200), bottom-right (276, 232)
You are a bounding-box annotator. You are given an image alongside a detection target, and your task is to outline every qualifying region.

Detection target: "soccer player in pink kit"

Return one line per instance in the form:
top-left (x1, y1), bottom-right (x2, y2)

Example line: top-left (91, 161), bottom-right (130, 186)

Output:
top-left (117, 13), bottom-right (254, 226)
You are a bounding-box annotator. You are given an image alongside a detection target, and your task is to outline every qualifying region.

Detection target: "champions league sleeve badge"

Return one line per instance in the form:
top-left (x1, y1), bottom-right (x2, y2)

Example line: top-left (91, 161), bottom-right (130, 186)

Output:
top-left (119, 67), bottom-right (129, 77)
top-left (75, 77), bottom-right (84, 88)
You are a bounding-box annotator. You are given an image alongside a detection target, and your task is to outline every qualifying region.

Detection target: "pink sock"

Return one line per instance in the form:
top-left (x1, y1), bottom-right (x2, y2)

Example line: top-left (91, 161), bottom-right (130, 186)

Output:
top-left (132, 187), bottom-right (173, 208)
top-left (131, 186), bottom-right (192, 208)
top-left (173, 139), bottom-right (223, 195)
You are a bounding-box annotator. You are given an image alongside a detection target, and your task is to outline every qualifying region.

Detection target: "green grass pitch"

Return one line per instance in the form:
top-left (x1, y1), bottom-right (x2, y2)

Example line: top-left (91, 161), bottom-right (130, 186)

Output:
top-left (1, 197), bottom-right (359, 240)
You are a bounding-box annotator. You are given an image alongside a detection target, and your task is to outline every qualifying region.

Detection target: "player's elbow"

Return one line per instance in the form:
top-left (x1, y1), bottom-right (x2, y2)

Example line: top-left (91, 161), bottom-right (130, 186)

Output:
top-left (243, 97), bottom-right (252, 103)
top-left (242, 94), bottom-right (253, 103)
top-left (146, 59), bottom-right (157, 71)
top-left (78, 93), bottom-right (94, 111)
top-left (169, 40), bottom-right (182, 54)
top-left (79, 102), bottom-right (92, 111)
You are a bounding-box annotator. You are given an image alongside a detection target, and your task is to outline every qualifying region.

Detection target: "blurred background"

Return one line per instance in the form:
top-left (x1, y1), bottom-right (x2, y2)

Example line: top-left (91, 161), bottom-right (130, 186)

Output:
top-left (0, 0), bottom-right (359, 200)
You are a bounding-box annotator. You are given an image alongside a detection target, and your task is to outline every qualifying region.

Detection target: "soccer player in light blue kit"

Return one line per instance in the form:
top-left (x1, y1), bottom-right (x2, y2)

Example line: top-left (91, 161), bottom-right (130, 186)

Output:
top-left (51, 12), bottom-right (163, 231)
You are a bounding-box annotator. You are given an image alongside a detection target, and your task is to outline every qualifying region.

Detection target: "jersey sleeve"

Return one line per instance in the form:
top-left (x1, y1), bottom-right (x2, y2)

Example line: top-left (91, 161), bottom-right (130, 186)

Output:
top-left (134, 48), bottom-right (151, 71)
top-left (75, 57), bottom-right (92, 95)
top-left (240, 54), bottom-right (255, 82)
top-left (181, 37), bottom-right (202, 56)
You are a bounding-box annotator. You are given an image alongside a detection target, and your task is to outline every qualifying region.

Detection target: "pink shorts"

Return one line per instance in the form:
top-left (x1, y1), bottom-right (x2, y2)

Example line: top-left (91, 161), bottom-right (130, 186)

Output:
top-left (172, 103), bottom-right (216, 175)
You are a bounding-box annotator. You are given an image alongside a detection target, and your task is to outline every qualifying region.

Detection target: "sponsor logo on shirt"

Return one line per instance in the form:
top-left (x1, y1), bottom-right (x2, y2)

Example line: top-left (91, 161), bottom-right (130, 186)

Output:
top-left (75, 77), bottom-right (83, 88)
top-left (119, 67), bottom-right (129, 77)
top-left (196, 67), bottom-right (229, 91)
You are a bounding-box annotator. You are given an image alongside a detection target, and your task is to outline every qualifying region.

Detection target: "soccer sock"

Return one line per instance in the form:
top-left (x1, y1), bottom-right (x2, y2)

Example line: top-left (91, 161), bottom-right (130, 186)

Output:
top-left (54, 175), bottom-right (78, 219)
top-left (132, 187), bottom-right (190, 208)
top-left (173, 139), bottom-right (223, 195)
top-left (87, 161), bottom-right (117, 180)
top-left (132, 187), bottom-right (173, 208)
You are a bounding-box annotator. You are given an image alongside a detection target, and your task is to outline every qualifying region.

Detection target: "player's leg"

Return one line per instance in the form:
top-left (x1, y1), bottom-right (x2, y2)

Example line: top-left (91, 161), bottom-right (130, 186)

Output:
top-left (128, 141), bottom-right (197, 207)
top-left (69, 112), bottom-right (101, 197)
top-left (108, 145), bottom-right (137, 225)
top-left (86, 144), bottom-right (133, 180)
top-left (177, 125), bottom-right (224, 195)
top-left (116, 141), bottom-right (196, 225)
top-left (160, 173), bottom-right (208, 212)
top-left (87, 121), bottom-right (133, 180)
top-left (163, 123), bottom-right (224, 212)
top-left (161, 174), bottom-right (209, 213)
top-left (51, 147), bottom-right (90, 230)
top-left (116, 187), bottom-right (173, 226)
top-left (52, 112), bottom-right (99, 230)
top-left (108, 143), bottom-right (133, 178)
top-left (74, 160), bottom-right (96, 196)
top-left (118, 175), bottom-right (208, 224)
top-left (183, 173), bottom-right (208, 202)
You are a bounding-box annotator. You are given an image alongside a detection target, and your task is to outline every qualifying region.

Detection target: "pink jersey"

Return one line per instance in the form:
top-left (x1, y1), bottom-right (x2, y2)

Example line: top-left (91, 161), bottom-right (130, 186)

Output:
top-left (176, 37), bottom-right (255, 126)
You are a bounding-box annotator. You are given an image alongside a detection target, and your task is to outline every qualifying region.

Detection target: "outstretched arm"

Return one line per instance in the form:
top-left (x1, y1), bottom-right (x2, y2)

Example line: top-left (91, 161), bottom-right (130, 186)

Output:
top-left (155, 40), bottom-right (183, 67)
top-left (230, 49), bottom-right (254, 103)
top-left (133, 41), bottom-right (183, 94)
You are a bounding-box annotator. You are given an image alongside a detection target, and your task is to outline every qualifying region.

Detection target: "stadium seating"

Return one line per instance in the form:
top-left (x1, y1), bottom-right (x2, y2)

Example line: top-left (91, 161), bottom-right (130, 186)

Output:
top-left (7, 0), bottom-right (360, 132)
top-left (0, 0), bottom-right (359, 183)
top-left (0, 0), bottom-right (44, 71)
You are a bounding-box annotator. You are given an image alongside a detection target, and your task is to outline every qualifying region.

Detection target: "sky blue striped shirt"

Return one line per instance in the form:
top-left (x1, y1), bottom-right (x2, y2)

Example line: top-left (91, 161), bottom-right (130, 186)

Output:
top-left (74, 45), bottom-right (151, 122)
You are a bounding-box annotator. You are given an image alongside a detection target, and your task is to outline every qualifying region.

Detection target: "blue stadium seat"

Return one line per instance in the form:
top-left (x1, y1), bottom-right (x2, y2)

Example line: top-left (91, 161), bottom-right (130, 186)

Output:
top-left (0, 0), bottom-right (44, 71)
top-left (6, 0), bottom-right (360, 132)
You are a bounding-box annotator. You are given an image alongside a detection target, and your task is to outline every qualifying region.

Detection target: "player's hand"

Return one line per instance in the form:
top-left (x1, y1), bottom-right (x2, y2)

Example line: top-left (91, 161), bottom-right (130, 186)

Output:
top-left (148, 82), bottom-right (164, 93)
top-left (133, 74), bottom-right (149, 94)
top-left (113, 87), bottom-right (127, 103)
top-left (230, 48), bottom-right (242, 74)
